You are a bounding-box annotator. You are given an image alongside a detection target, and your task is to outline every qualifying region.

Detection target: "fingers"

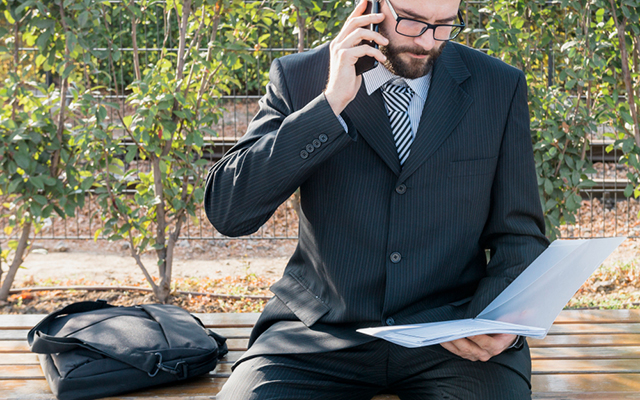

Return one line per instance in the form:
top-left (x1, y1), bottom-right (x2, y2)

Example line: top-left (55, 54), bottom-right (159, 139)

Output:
top-left (468, 334), bottom-right (517, 354)
top-left (334, 40), bottom-right (388, 66)
top-left (440, 334), bottom-right (517, 362)
top-left (441, 338), bottom-right (493, 362)
top-left (334, 4), bottom-right (385, 44)
top-left (342, 26), bottom-right (389, 51)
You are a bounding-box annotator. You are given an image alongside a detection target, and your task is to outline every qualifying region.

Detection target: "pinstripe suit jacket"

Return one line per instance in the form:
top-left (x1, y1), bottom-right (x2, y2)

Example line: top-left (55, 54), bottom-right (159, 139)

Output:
top-left (204, 41), bottom-right (549, 377)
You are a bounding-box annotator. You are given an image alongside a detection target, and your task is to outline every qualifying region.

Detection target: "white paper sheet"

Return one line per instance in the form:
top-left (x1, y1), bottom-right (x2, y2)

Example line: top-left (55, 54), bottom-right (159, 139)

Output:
top-left (357, 237), bottom-right (626, 348)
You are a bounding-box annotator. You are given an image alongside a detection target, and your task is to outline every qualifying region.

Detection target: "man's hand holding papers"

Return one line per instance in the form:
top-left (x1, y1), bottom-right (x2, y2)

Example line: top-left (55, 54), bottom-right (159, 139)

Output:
top-left (441, 334), bottom-right (518, 362)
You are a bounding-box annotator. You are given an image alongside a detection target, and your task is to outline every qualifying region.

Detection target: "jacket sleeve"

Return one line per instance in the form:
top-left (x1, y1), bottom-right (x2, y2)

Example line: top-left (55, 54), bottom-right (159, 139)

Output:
top-left (204, 58), bottom-right (357, 237)
top-left (464, 71), bottom-right (550, 318)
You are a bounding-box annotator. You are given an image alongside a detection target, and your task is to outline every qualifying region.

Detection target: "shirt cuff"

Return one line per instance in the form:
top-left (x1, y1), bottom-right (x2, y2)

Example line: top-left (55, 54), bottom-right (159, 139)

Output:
top-left (336, 115), bottom-right (349, 133)
top-left (508, 335), bottom-right (524, 350)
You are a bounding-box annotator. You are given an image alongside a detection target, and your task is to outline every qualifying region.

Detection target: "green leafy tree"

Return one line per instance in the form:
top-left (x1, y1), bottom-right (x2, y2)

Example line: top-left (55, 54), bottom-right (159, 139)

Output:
top-left (83, 0), bottom-right (244, 303)
top-left (0, 0), bottom-right (95, 302)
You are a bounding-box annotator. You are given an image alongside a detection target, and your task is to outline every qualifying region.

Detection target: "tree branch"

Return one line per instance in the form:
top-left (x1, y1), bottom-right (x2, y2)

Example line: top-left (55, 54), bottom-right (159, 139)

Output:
top-left (608, 0), bottom-right (640, 145)
top-left (11, 18), bottom-right (19, 122)
top-left (127, 2), bottom-right (142, 81)
top-left (161, 0), bottom-right (192, 158)
top-left (127, 226), bottom-right (159, 293)
top-left (51, 0), bottom-right (71, 177)
top-left (151, 156), bottom-right (167, 278)
top-left (0, 220), bottom-right (32, 302)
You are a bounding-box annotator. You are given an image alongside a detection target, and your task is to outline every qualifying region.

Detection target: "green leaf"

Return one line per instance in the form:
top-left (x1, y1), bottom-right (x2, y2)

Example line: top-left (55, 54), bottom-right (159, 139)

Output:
top-left (625, 184), bottom-right (634, 198)
top-left (32, 194), bottom-right (48, 205)
top-left (61, 64), bottom-right (75, 80)
top-left (4, 10), bottom-right (15, 24)
top-left (544, 179), bottom-right (554, 195)
top-left (43, 176), bottom-right (58, 186)
top-left (313, 20), bottom-right (327, 33)
top-left (14, 153), bottom-right (31, 170)
top-left (30, 176), bottom-right (45, 190)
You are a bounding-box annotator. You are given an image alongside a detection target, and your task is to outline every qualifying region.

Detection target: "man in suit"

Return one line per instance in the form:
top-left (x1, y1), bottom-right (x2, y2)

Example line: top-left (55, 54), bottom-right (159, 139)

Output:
top-left (205, 0), bottom-right (549, 398)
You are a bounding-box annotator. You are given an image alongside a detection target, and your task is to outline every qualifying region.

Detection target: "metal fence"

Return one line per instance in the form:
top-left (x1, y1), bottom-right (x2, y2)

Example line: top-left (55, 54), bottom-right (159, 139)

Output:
top-left (1, 1), bottom-right (637, 242)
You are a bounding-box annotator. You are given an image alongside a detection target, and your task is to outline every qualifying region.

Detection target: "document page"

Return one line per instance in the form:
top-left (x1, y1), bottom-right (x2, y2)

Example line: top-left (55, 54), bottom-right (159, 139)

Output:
top-left (357, 237), bottom-right (626, 348)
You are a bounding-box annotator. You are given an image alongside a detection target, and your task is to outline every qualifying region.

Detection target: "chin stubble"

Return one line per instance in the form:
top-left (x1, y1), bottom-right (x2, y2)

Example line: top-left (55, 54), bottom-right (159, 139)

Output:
top-left (380, 39), bottom-right (446, 79)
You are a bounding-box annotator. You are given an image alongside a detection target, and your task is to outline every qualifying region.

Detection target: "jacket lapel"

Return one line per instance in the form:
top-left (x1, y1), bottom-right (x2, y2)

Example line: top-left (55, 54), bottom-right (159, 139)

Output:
top-left (398, 43), bottom-right (473, 183)
top-left (345, 82), bottom-right (401, 176)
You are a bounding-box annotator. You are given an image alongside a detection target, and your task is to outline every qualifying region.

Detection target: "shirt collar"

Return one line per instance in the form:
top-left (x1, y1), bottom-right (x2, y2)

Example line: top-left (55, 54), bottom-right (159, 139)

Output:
top-left (363, 63), bottom-right (432, 101)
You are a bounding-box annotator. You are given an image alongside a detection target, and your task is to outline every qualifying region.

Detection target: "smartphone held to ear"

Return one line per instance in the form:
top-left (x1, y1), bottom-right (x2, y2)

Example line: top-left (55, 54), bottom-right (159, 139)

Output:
top-left (355, 0), bottom-right (380, 76)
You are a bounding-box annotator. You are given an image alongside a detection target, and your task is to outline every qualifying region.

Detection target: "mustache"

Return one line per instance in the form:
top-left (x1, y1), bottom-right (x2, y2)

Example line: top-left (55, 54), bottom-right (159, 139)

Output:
top-left (390, 46), bottom-right (439, 56)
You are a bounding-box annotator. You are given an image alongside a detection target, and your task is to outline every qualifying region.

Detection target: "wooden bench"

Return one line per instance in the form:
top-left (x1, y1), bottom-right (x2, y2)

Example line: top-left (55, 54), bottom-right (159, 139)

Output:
top-left (2, 310), bottom-right (640, 399)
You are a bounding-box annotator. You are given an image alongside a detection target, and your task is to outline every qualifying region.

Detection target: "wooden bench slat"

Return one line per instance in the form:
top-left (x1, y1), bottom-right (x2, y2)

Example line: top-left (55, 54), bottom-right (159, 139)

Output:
top-left (532, 393), bottom-right (640, 399)
top-left (548, 323), bottom-right (640, 335)
top-left (531, 373), bottom-right (640, 393)
top-left (531, 346), bottom-right (640, 359)
top-left (552, 310), bottom-right (640, 324)
top-left (531, 359), bottom-right (640, 374)
top-left (528, 334), bottom-right (640, 347)
top-left (0, 354), bottom-right (39, 365)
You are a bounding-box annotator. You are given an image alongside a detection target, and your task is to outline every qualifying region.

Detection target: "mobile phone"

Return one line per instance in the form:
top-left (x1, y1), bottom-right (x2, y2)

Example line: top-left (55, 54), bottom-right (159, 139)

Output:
top-left (354, 0), bottom-right (380, 76)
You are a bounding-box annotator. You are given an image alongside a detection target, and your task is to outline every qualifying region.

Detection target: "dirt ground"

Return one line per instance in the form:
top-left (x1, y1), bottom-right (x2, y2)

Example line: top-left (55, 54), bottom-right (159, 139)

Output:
top-left (6, 236), bottom-right (640, 287)
top-left (7, 238), bottom-right (297, 286)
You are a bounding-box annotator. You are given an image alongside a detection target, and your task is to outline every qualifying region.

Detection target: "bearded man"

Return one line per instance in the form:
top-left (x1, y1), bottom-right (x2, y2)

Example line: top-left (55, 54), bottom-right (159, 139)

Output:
top-left (205, 0), bottom-right (549, 398)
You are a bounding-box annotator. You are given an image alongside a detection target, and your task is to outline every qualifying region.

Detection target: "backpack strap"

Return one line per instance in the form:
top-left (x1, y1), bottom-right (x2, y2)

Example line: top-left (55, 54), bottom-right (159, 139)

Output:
top-left (28, 300), bottom-right (114, 352)
top-left (28, 301), bottom-right (159, 374)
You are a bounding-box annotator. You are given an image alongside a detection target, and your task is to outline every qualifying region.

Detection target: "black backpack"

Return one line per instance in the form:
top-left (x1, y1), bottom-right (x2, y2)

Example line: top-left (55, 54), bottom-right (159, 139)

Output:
top-left (28, 300), bottom-right (228, 400)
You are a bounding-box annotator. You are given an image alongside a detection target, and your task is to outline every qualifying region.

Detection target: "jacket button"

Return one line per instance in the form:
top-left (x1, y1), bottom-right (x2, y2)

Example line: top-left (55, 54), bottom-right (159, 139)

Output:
top-left (306, 144), bottom-right (315, 153)
top-left (312, 139), bottom-right (321, 148)
top-left (390, 252), bottom-right (402, 263)
top-left (385, 317), bottom-right (395, 326)
top-left (319, 133), bottom-right (328, 143)
top-left (300, 150), bottom-right (309, 159)
top-left (395, 184), bottom-right (407, 194)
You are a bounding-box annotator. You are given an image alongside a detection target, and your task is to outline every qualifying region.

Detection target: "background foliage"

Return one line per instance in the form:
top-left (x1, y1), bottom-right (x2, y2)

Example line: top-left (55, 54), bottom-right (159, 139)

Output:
top-left (1, 0), bottom-right (638, 300)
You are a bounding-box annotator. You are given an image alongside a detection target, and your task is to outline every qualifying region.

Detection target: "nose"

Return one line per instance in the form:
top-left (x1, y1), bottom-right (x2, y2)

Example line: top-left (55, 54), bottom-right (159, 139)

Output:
top-left (413, 28), bottom-right (436, 51)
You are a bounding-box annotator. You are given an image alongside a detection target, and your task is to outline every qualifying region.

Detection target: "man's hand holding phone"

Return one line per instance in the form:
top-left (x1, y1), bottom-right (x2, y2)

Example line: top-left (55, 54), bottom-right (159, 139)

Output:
top-left (324, 0), bottom-right (388, 116)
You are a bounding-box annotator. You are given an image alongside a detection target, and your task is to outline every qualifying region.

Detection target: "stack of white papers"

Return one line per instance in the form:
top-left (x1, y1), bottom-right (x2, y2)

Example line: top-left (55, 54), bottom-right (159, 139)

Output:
top-left (358, 237), bottom-right (625, 348)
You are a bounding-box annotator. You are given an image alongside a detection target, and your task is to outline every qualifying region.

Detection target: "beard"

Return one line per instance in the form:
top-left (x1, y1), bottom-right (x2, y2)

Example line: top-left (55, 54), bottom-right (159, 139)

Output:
top-left (379, 27), bottom-right (446, 79)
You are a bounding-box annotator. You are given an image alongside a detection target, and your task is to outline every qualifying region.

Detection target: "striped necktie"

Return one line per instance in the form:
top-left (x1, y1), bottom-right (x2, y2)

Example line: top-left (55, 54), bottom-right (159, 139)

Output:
top-left (382, 82), bottom-right (415, 166)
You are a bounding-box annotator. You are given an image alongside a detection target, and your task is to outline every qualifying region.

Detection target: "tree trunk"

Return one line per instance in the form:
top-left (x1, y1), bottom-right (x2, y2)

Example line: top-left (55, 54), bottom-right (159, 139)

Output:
top-left (608, 1), bottom-right (640, 145)
top-left (130, 6), bottom-right (141, 81)
top-left (151, 156), bottom-right (167, 278)
top-left (0, 221), bottom-right (32, 302)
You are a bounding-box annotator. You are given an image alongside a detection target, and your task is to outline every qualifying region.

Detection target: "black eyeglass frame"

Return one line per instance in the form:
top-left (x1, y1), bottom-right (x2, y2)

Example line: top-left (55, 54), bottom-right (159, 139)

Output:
top-left (384, 0), bottom-right (466, 41)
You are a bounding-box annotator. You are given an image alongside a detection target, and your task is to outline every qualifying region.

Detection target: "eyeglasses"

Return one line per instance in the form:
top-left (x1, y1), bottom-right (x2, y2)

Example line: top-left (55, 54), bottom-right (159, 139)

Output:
top-left (384, 0), bottom-right (465, 41)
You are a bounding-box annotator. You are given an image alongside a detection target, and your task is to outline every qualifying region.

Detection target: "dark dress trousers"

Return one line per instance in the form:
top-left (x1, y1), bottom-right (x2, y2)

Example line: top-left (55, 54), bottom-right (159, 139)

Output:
top-left (204, 41), bottom-right (550, 383)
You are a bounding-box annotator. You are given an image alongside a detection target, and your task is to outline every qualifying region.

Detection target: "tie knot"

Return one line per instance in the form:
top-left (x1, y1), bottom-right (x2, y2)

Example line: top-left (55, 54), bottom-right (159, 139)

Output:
top-left (382, 83), bottom-right (414, 113)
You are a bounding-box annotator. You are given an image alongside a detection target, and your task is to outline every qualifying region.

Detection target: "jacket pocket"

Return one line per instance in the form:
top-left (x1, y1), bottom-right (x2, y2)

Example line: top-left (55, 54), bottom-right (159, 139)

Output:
top-left (448, 156), bottom-right (497, 177)
top-left (270, 272), bottom-right (331, 327)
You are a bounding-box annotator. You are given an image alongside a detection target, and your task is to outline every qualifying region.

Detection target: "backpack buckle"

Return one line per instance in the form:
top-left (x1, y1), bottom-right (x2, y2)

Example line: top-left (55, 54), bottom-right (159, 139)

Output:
top-left (150, 353), bottom-right (189, 380)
